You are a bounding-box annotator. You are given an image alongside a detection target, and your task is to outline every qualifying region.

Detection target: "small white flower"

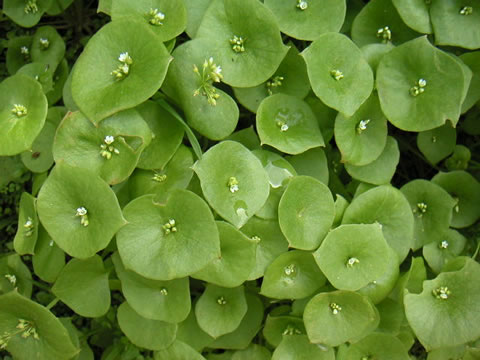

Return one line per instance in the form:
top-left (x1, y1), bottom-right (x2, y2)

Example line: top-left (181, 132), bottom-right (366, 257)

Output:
top-left (76, 207), bottom-right (87, 216)
top-left (104, 135), bottom-right (115, 145)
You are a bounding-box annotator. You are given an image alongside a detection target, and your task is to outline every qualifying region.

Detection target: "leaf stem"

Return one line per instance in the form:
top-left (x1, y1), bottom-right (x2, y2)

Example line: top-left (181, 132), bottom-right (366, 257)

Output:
top-left (46, 297), bottom-right (60, 310)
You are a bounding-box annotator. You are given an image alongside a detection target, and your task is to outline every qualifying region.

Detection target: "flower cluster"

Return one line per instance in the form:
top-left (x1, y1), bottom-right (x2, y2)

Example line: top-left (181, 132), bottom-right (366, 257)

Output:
top-left (266, 75), bottom-right (284, 95)
top-left (75, 207), bottom-right (89, 227)
top-left (100, 135), bottom-right (120, 160)
top-left (376, 26), bottom-right (392, 43)
top-left (147, 8), bottom-right (165, 25)
top-left (111, 52), bottom-right (133, 81)
top-left (193, 57), bottom-right (223, 106)
top-left (11, 104), bottom-right (28, 118)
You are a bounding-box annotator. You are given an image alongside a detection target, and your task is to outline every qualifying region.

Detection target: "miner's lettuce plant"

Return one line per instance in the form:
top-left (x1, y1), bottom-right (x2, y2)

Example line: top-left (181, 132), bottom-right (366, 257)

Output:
top-left (1, 0), bottom-right (480, 359)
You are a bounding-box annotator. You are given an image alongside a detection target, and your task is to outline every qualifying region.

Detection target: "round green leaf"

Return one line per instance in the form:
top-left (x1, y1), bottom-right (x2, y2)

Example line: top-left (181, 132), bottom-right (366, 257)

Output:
top-left (31, 26), bottom-right (65, 72)
top-left (431, 170), bottom-right (480, 228)
top-left (417, 123), bottom-right (457, 165)
top-left (46, 58), bottom-right (69, 106)
top-left (301, 32), bottom-right (374, 116)
top-left (303, 290), bottom-right (379, 347)
top-left (305, 96), bottom-right (337, 143)
top-left (445, 144), bottom-right (471, 171)
top-left (21, 121), bottom-right (55, 173)
top-left (257, 94), bottom-right (325, 155)
top-left (52, 256), bottom-right (110, 317)
top-left (286, 148), bottom-right (329, 186)
top-left (343, 333), bottom-right (410, 360)
top-left (154, 340), bottom-right (206, 360)
top-left (184, 0), bottom-right (212, 38)
top-left (17, 62), bottom-right (54, 94)
top-left (195, 284), bottom-right (247, 338)
top-left (176, 307), bottom-right (215, 352)
top-left (361, 43), bottom-right (395, 73)
top-left (117, 302), bottom-right (177, 351)
top-left (334, 93), bottom-right (388, 166)
top-left (193, 141), bottom-right (270, 228)
top-left (392, 0), bottom-right (432, 34)
top-left (53, 110), bottom-right (152, 185)
top-left (0, 254), bottom-right (32, 298)
top-left (263, 315), bottom-right (306, 347)
top-left (264, 0), bottom-right (346, 40)
top-left (111, 0), bottom-right (187, 42)
top-left (423, 229), bottom-right (467, 274)
top-left (404, 258), bottom-right (480, 350)
top-left (37, 163), bottom-right (126, 259)
top-left (71, 19), bottom-right (172, 123)
top-left (32, 225), bottom-right (65, 283)
top-left (112, 252), bottom-right (190, 323)
top-left (460, 51), bottom-right (480, 112)
top-left (400, 179), bottom-right (456, 250)
top-left (0, 74), bottom-right (48, 156)
top-left (376, 36), bottom-right (465, 131)
top-left (13, 192), bottom-right (38, 255)
top-left (193, 221), bottom-right (257, 288)
top-left (390, 256), bottom-right (427, 304)
top-left (232, 344), bottom-right (271, 360)
top-left (278, 176), bottom-right (334, 250)
top-left (3, 0), bottom-right (53, 28)
top-left (195, 0), bottom-right (289, 87)
top-left (117, 190), bottom-right (220, 280)
top-left (6, 36), bottom-right (32, 75)
top-left (225, 126), bottom-right (261, 151)
top-left (344, 136), bottom-right (400, 185)
top-left (314, 223), bottom-right (391, 291)
top-left (260, 250), bottom-right (326, 300)
top-left (0, 291), bottom-right (78, 360)
top-left (272, 335), bottom-right (335, 360)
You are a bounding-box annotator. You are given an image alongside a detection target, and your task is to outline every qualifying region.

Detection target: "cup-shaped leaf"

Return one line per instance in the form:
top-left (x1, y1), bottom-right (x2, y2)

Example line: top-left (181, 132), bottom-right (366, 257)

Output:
top-left (193, 141), bottom-right (270, 228)
top-left (278, 176), bottom-right (334, 250)
top-left (32, 225), bottom-right (65, 283)
top-left (260, 250), bottom-right (326, 300)
top-left (301, 32), bottom-right (374, 116)
top-left (232, 344), bottom-right (271, 360)
top-left (376, 36), bottom-right (466, 131)
top-left (17, 62), bottom-right (54, 94)
top-left (195, 0), bottom-right (289, 87)
top-left (13, 192), bottom-right (38, 255)
top-left (117, 190), bottom-right (220, 280)
top-left (117, 302), bottom-right (177, 351)
top-left (0, 74), bottom-right (48, 156)
top-left (52, 256), bottom-right (110, 317)
top-left (303, 290), bottom-right (379, 346)
top-left (257, 94), bottom-right (324, 155)
top-left (390, 257), bottom-right (426, 304)
top-left (176, 308), bottom-right (215, 352)
top-left (37, 163), bottom-right (125, 259)
top-left (154, 340), bottom-right (206, 360)
top-left (392, 0), bottom-right (432, 34)
top-left (417, 123), bottom-right (457, 165)
top-left (6, 35), bottom-right (32, 75)
top-left (20, 121), bottom-right (56, 173)
top-left (314, 223), bottom-right (391, 291)
top-left (459, 51), bottom-right (480, 113)
top-left (0, 254), bottom-right (32, 297)
top-left (423, 229), bottom-right (467, 274)
top-left (71, 19), bottom-right (172, 123)
top-left (272, 335), bottom-right (335, 360)
top-left (286, 148), bottom-right (329, 186)
top-left (263, 315), bottom-right (306, 347)
top-left (3, 0), bottom-right (53, 28)
top-left (195, 284), bottom-right (247, 338)
top-left (31, 26), bottom-right (65, 72)
top-left (343, 332), bottom-right (410, 360)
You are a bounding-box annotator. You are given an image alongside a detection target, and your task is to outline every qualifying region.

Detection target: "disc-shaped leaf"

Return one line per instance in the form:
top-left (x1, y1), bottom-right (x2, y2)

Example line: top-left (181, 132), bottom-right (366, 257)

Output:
top-left (46, 59), bottom-right (69, 106)
top-left (111, 0), bottom-right (187, 42)
top-left (303, 290), bottom-right (379, 346)
top-left (344, 136), bottom-right (400, 185)
top-left (71, 19), bottom-right (172, 123)
top-left (334, 93), bottom-right (387, 166)
top-left (32, 225), bottom-right (65, 283)
top-left (117, 190), bottom-right (220, 280)
top-left (343, 332), bottom-right (410, 360)
top-left (314, 224), bottom-right (391, 291)
top-left (361, 43), bottom-right (395, 73)
top-left (392, 0), bottom-right (432, 34)
top-left (52, 256), bottom-right (110, 317)
top-left (351, 0), bottom-right (420, 47)
top-left (13, 192), bottom-right (38, 255)
top-left (0, 74), bottom-right (48, 156)
top-left (20, 121), bottom-right (56, 173)
top-left (184, 0), bottom-right (212, 38)
top-left (232, 344), bottom-right (271, 360)
top-left (195, 0), bottom-right (289, 87)
top-left (261, 250), bottom-right (326, 300)
top-left (17, 62), bottom-right (54, 93)
top-left (195, 284), bottom-right (247, 338)
top-left (390, 256), bottom-right (426, 304)
top-left (0, 254), bottom-right (32, 297)
top-left (400, 179), bottom-right (455, 250)
top-left (0, 291), bottom-right (78, 360)
top-left (176, 308), bottom-right (215, 352)
top-left (417, 123), bottom-right (457, 165)
top-left (286, 148), bottom-right (329, 186)
top-left (3, 0), bottom-right (53, 28)
top-left (342, 185), bottom-right (414, 262)
top-left (135, 100), bottom-right (184, 170)
top-left (430, 0), bottom-right (480, 50)
top-left (272, 335), bottom-right (335, 360)
top-left (423, 229), bottom-right (467, 274)
top-left (112, 253), bottom-right (190, 323)
top-left (404, 258), bottom-right (480, 350)
top-left (240, 217), bottom-right (289, 280)
top-left (53, 110), bottom-right (152, 185)
top-left (305, 96), bottom-right (337, 143)
top-left (154, 340), bottom-right (206, 360)
top-left (193, 141), bottom-right (270, 228)
top-left (263, 315), bottom-right (306, 347)
top-left (302, 32), bottom-right (374, 116)
top-left (37, 163), bottom-right (126, 259)
top-left (460, 51), bottom-right (480, 113)
top-left (376, 36), bottom-right (465, 131)
top-left (257, 94), bottom-right (324, 155)
top-left (278, 176), bottom-right (334, 250)
top-left (31, 26), bottom-right (65, 72)
top-left (6, 35), bottom-right (32, 75)
top-left (193, 221), bottom-right (257, 288)
top-left (264, 0), bottom-right (346, 40)
top-left (117, 302), bottom-right (177, 351)
top-left (431, 170), bottom-right (480, 228)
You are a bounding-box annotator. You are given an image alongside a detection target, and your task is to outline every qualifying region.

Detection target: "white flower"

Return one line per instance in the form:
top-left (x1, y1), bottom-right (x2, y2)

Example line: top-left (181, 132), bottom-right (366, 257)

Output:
top-left (104, 135), bottom-right (115, 145)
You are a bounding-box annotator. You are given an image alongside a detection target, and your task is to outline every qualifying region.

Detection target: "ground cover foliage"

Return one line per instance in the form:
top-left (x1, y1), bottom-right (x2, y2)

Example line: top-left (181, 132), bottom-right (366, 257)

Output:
top-left (1, 0), bottom-right (480, 359)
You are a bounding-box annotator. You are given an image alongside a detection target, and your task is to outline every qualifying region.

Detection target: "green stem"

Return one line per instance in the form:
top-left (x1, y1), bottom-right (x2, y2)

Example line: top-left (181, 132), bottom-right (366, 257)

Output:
top-left (46, 298), bottom-right (60, 310)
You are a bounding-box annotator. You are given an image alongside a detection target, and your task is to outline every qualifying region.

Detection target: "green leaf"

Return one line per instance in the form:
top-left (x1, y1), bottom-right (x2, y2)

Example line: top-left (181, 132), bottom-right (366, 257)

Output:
top-left (390, 257), bottom-right (427, 304)
top-left (302, 32), bottom-right (374, 116)
top-left (6, 36), bottom-right (32, 75)
top-left (193, 221), bottom-right (257, 288)
top-left (53, 110), bottom-right (152, 185)
top-left (20, 121), bottom-right (56, 173)
top-left (264, 0), bottom-right (346, 40)
top-left (32, 225), bottom-right (65, 283)
top-left (343, 332), bottom-right (410, 360)
top-left (0, 254), bottom-right (32, 297)
top-left (392, 0), bottom-right (432, 34)
top-left (117, 302), bottom-right (177, 351)
top-left (195, 284), bottom-right (247, 338)
top-left (286, 148), bottom-right (329, 186)
top-left (314, 223), bottom-right (391, 291)
top-left (404, 258), bottom-right (480, 350)
top-left (154, 340), bottom-right (206, 360)
top-left (303, 290), bottom-right (379, 346)
top-left (52, 256), bottom-right (110, 317)
top-left (232, 344), bottom-right (271, 360)
top-left (193, 141), bottom-right (270, 228)
top-left (361, 43), bottom-right (395, 73)
top-left (46, 59), bottom-right (69, 106)
top-left (257, 94), bottom-right (325, 155)
top-left (117, 190), bottom-right (220, 280)
top-left (177, 306), bottom-right (215, 352)
top-left (423, 229), bottom-right (467, 274)
top-left (260, 250), bottom-right (326, 300)
top-left (0, 291), bottom-right (78, 360)
top-left (13, 192), bottom-right (38, 255)
top-left (0, 74), bottom-right (48, 156)
top-left (376, 36), bottom-right (466, 131)
top-left (417, 123), bottom-right (457, 165)
top-left (195, 0), bottom-right (289, 87)
top-left (31, 26), bottom-right (65, 72)
top-left (263, 315), bottom-right (306, 347)
top-left (3, 0), bottom-right (53, 28)
top-left (278, 176), bottom-right (334, 250)
top-left (17, 62), bottom-right (54, 94)
top-left (36, 163), bottom-right (126, 259)
top-left (184, 0), bottom-right (212, 38)
top-left (272, 335), bottom-right (335, 360)
top-left (71, 19), bottom-right (172, 123)
top-left (460, 51), bottom-right (480, 113)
